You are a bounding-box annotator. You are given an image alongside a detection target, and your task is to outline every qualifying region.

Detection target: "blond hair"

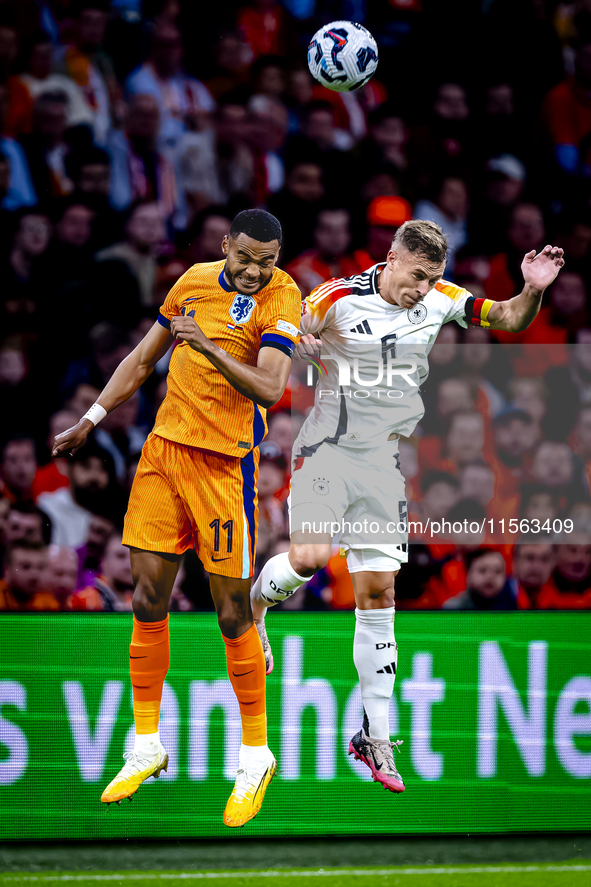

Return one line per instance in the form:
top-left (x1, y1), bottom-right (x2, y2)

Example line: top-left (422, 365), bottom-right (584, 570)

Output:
top-left (393, 219), bottom-right (448, 265)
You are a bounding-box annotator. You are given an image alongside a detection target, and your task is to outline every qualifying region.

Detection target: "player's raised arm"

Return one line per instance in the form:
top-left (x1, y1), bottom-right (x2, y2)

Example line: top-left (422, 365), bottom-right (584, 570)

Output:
top-left (52, 321), bottom-right (174, 457)
top-left (485, 245), bottom-right (565, 332)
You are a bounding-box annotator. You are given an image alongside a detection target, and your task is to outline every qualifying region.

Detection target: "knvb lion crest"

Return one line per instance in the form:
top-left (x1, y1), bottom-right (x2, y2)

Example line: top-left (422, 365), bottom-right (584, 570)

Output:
top-left (229, 294), bottom-right (257, 324)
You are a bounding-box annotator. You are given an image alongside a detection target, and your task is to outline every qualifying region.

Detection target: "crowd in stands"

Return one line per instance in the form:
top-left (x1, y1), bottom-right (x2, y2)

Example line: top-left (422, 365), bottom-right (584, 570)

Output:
top-left (1, 0), bottom-right (591, 613)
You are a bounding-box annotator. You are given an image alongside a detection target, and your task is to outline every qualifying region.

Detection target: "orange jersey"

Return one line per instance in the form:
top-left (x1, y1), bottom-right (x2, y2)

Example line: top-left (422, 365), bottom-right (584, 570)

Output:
top-left (154, 260), bottom-right (301, 457)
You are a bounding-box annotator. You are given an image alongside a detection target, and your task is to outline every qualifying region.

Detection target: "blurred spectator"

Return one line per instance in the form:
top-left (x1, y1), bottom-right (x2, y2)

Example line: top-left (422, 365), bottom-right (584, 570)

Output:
top-left (3, 208), bottom-right (52, 327)
top-left (445, 411), bottom-right (486, 470)
top-left (40, 543), bottom-right (79, 606)
top-left (76, 506), bottom-right (118, 589)
top-left (126, 24), bottom-right (215, 156)
top-left (511, 542), bottom-right (556, 608)
top-left (4, 501), bottom-right (51, 545)
top-left (473, 154), bottom-right (527, 253)
top-left (542, 536), bottom-right (591, 607)
top-left (30, 408), bottom-right (76, 498)
top-left (246, 93), bottom-right (288, 202)
top-left (268, 160), bottom-right (325, 262)
top-left (0, 83), bottom-right (37, 209)
top-left (443, 548), bottom-right (515, 610)
top-left (459, 460), bottom-right (495, 512)
top-left (55, 0), bottom-right (122, 146)
top-left (520, 484), bottom-right (560, 526)
top-left (0, 339), bottom-right (37, 432)
top-left (95, 200), bottom-right (167, 310)
top-left (256, 451), bottom-right (287, 569)
top-left (203, 29), bottom-right (253, 100)
top-left (459, 326), bottom-right (509, 415)
top-left (174, 97), bottom-right (254, 222)
top-left (66, 145), bottom-right (121, 248)
top-left (477, 83), bottom-right (525, 160)
top-left (541, 40), bottom-right (591, 175)
top-left (493, 408), bottom-right (537, 497)
top-left (0, 539), bottom-right (58, 611)
top-left (61, 323), bottom-right (133, 397)
top-left (250, 55), bottom-right (285, 101)
top-left (485, 202), bottom-right (546, 303)
top-left (414, 175), bottom-right (469, 275)
top-left (530, 439), bottom-right (577, 491)
top-left (419, 471), bottom-right (459, 525)
top-left (186, 207), bottom-right (231, 264)
top-left (66, 382), bottom-right (101, 417)
top-left (412, 82), bottom-right (473, 177)
top-left (353, 195), bottom-right (413, 269)
top-left (237, 3), bottom-right (287, 60)
top-left (574, 405), bottom-right (591, 480)
top-left (284, 100), bottom-right (356, 200)
top-left (37, 441), bottom-right (116, 547)
top-left (286, 207), bottom-right (363, 297)
top-left (265, 410), bottom-right (292, 466)
top-left (94, 393), bottom-right (147, 482)
top-left (5, 30), bottom-right (93, 136)
top-left (0, 433), bottom-right (37, 503)
top-left (108, 94), bottom-right (175, 216)
top-left (67, 531), bottom-right (134, 611)
top-left (359, 106), bottom-right (410, 180)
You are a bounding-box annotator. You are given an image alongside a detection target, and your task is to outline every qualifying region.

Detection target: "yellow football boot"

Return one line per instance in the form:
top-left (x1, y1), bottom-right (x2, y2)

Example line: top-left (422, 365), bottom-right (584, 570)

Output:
top-left (223, 750), bottom-right (277, 828)
top-left (101, 746), bottom-right (168, 805)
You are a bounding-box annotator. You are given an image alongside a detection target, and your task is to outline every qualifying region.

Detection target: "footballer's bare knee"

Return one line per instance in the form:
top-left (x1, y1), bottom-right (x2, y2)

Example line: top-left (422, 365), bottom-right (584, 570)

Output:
top-left (130, 548), bottom-right (179, 621)
top-left (352, 570), bottom-right (398, 610)
top-left (210, 576), bottom-right (252, 639)
top-left (289, 542), bottom-right (331, 576)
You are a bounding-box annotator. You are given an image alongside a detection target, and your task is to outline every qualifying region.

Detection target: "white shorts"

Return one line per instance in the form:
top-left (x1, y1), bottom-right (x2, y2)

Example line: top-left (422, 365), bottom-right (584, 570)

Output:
top-left (289, 439), bottom-right (408, 573)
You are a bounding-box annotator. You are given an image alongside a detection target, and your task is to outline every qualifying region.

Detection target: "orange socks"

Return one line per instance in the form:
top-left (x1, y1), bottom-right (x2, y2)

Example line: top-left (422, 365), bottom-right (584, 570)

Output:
top-left (130, 618), bottom-right (265, 747)
top-left (130, 615), bottom-right (170, 735)
top-left (223, 624), bottom-right (267, 746)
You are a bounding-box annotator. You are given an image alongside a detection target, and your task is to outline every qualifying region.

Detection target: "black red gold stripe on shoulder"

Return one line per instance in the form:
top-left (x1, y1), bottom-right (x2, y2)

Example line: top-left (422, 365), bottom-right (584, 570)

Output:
top-left (464, 296), bottom-right (495, 328)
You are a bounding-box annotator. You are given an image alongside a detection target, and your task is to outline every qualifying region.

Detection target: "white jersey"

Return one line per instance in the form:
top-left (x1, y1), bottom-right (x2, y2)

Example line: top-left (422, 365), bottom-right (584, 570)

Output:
top-left (295, 264), bottom-right (490, 454)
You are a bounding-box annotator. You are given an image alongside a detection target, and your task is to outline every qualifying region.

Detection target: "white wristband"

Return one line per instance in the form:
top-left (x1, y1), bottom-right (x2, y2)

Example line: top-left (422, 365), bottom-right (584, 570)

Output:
top-left (82, 403), bottom-right (107, 427)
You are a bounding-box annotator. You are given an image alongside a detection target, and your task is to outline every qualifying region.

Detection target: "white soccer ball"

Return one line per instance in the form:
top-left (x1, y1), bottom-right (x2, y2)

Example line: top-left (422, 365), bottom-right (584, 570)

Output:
top-left (307, 20), bottom-right (378, 93)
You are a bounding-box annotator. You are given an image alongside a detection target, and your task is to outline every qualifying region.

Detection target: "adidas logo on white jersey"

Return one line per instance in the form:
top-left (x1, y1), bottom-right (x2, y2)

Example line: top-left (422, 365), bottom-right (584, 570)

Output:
top-left (349, 320), bottom-right (373, 334)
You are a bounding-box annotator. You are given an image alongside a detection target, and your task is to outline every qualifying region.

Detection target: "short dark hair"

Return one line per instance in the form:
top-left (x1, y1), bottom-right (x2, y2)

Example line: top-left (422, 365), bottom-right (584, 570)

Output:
top-left (465, 547), bottom-right (505, 571)
top-left (66, 146), bottom-right (110, 182)
top-left (421, 470), bottom-right (459, 493)
top-left (2, 433), bottom-right (36, 459)
top-left (230, 209), bottom-right (282, 246)
top-left (4, 539), bottom-right (47, 568)
top-left (447, 499), bottom-right (485, 523)
top-left (9, 501), bottom-right (53, 545)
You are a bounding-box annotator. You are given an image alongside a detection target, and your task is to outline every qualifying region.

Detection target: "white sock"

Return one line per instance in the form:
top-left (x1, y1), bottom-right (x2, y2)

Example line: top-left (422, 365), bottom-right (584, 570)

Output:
top-left (134, 732), bottom-right (161, 754)
top-left (353, 607), bottom-right (397, 741)
top-left (251, 552), bottom-right (308, 621)
top-left (239, 743), bottom-right (272, 770)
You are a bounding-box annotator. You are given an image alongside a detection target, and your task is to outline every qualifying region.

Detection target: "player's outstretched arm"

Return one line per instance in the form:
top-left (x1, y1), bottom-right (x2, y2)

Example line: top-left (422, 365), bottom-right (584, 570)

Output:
top-left (170, 315), bottom-right (291, 408)
top-left (52, 322), bottom-right (174, 457)
top-left (486, 244), bottom-right (565, 333)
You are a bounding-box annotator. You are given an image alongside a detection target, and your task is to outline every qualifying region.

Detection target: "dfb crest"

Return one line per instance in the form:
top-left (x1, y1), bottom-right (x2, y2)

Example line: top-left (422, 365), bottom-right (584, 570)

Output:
top-left (229, 293), bottom-right (256, 324)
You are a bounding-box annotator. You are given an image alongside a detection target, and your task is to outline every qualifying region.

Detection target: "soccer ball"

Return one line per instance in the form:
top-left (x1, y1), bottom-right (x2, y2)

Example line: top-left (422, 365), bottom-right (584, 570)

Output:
top-left (307, 21), bottom-right (379, 93)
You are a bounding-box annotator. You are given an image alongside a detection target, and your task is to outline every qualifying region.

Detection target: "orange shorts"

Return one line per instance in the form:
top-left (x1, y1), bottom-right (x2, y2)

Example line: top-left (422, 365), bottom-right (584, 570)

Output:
top-left (123, 433), bottom-right (259, 578)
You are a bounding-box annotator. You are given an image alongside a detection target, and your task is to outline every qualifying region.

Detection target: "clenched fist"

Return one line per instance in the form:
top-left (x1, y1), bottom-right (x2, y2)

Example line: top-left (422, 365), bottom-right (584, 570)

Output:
top-left (170, 315), bottom-right (208, 352)
top-left (52, 419), bottom-right (93, 458)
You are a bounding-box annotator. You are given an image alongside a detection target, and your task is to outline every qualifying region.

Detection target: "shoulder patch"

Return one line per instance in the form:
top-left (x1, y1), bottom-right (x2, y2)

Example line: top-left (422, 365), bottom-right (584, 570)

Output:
top-left (434, 279), bottom-right (466, 302)
top-left (276, 319), bottom-right (298, 336)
